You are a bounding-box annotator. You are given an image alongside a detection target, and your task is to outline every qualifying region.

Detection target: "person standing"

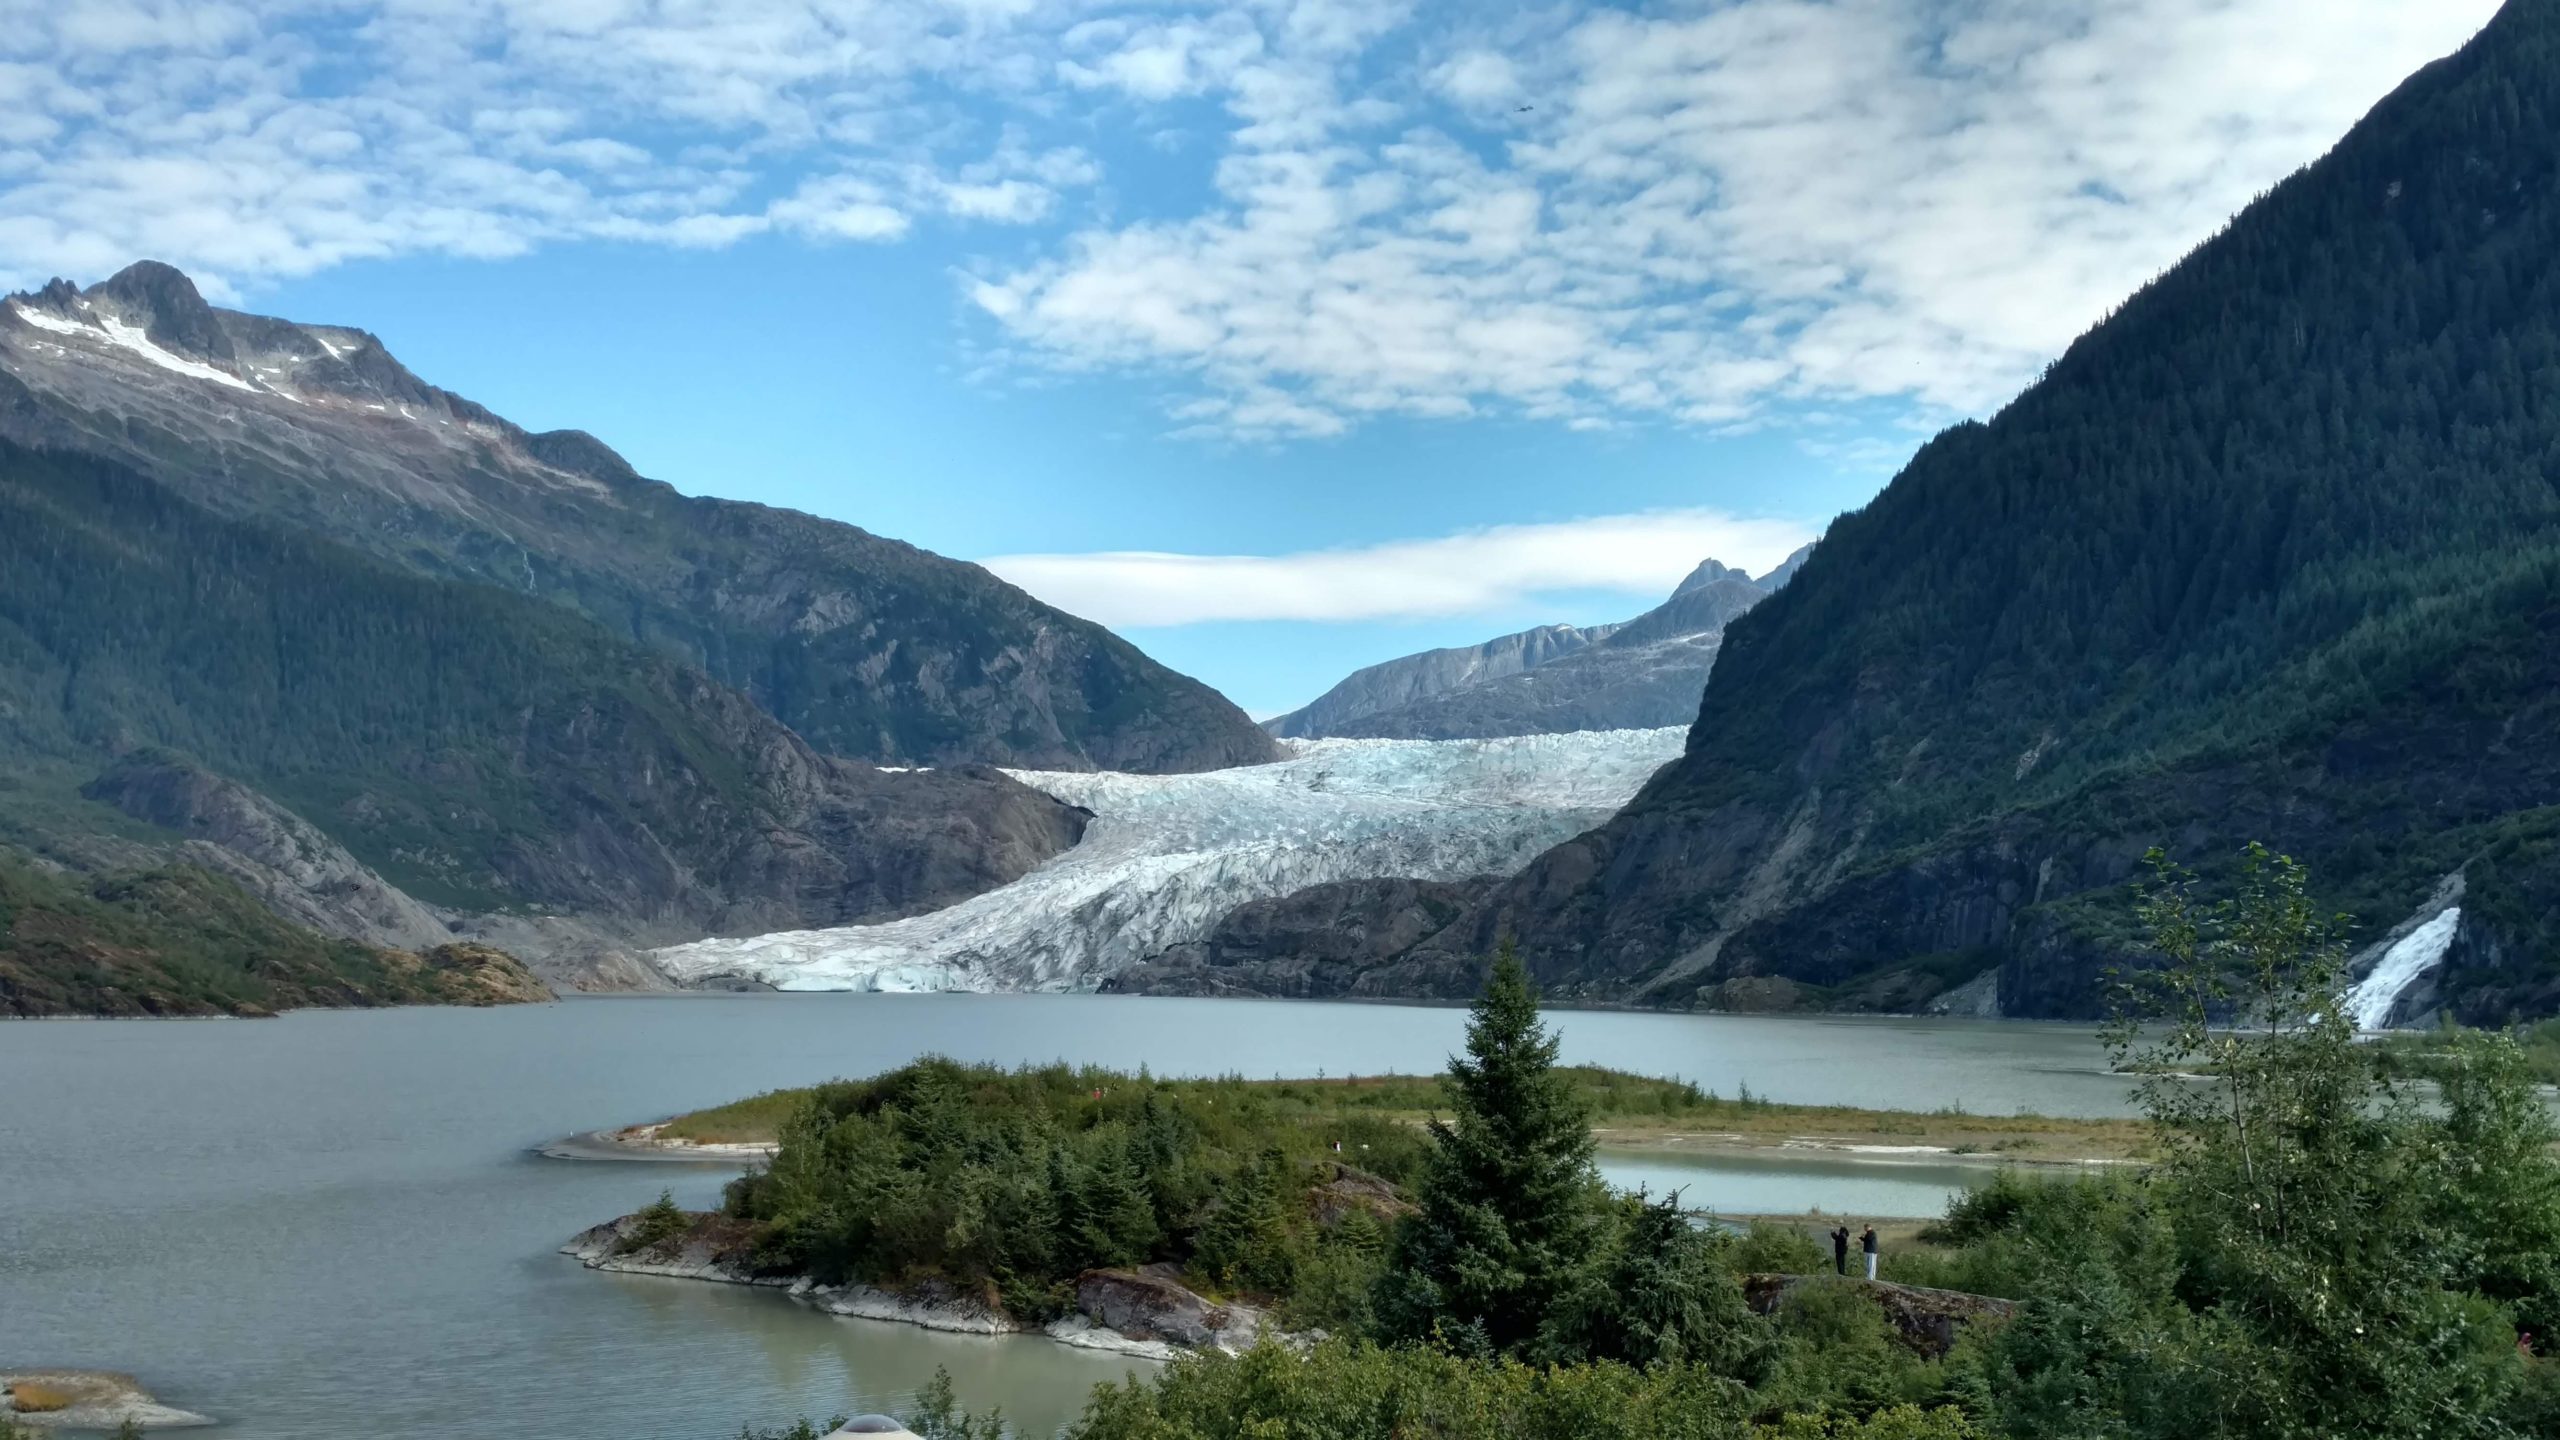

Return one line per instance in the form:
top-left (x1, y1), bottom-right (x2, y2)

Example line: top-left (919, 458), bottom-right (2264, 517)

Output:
top-left (1860, 1224), bottom-right (1879, 1281)
top-left (1831, 1224), bottom-right (1851, 1276)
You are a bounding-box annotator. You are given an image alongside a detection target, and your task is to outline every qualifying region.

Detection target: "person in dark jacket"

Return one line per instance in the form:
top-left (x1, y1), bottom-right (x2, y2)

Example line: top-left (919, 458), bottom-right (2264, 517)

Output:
top-left (1860, 1224), bottom-right (1880, 1280)
top-left (1831, 1224), bottom-right (1851, 1276)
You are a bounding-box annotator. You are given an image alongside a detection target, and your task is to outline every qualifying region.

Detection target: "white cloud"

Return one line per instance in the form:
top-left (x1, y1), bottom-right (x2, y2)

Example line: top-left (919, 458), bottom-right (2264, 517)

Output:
top-left (980, 508), bottom-right (1816, 626)
top-left (1059, 15), bottom-right (1266, 100)
top-left (0, 0), bottom-right (2506, 446)
top-left (0, 0), bottom-right (1108, 291)
top-left (976, 0), bottom-right (2502, 436)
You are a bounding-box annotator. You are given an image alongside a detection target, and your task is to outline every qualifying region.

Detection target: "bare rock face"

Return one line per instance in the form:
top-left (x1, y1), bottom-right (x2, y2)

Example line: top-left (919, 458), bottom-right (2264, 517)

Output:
top-left (1074, 1264), bottom-right (1269, 1351)
top-left (1740, 1274), bottom-right (2018, 1359)
top-left (81, 754), bottom-right (452, 952)
top-left (1306, 1163), bottom-right (1416, 1228)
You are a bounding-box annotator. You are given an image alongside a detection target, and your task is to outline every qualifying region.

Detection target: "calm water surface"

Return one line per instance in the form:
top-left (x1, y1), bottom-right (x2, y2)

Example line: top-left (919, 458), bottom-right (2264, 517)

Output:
top-left (0, 994), bottom-right (2128, 1438)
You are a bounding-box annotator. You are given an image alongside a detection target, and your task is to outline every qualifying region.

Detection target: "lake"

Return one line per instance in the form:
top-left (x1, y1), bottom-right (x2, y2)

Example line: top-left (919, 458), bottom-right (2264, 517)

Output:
top-left (0, 994), bottom-right (2130, 1438)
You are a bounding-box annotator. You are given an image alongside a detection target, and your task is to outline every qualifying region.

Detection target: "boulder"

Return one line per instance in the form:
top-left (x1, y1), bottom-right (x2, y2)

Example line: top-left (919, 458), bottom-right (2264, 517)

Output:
top-left (1075, 1264), bottom-right (1266, 1352)
top-left (1306, 1163), bottom-right (1415, 1228)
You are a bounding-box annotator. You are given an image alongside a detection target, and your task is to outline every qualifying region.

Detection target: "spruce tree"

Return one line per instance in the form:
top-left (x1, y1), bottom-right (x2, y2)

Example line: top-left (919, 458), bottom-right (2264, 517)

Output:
top-left (1374, 941), bottom-right (1599, 1355)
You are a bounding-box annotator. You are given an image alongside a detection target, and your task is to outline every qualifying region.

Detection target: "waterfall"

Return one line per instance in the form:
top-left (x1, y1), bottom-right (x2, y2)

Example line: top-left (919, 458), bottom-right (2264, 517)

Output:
top-left (2344, 906), bottom-right (2461, 1030)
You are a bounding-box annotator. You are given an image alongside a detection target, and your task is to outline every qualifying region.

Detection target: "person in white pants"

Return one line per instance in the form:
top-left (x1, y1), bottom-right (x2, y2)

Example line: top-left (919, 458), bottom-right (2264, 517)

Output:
top-left (1861, 1224), bottom-right (1879, 1280)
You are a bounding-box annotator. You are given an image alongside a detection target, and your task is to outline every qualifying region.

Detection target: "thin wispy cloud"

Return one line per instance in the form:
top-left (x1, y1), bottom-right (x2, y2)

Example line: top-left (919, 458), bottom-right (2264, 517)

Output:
top-left (0, 0), bottom-right (2500, 436)
top-left (980, 510), bottom-right (1815, 626)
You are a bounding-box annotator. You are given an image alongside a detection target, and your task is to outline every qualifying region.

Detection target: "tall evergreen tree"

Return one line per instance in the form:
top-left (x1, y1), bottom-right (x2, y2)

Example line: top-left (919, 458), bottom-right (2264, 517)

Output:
top-left (1374, 941), bottom-right (1600, 1355)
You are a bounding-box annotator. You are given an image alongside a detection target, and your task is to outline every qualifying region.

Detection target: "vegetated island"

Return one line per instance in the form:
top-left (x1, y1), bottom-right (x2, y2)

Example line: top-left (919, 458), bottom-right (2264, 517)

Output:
top-left (590, 1068), bottom-right (2154, 1172)
top-left (0, 849), bottom-right (549, 1017)
top-left (567, 1056), bottom-right (2149, 1363)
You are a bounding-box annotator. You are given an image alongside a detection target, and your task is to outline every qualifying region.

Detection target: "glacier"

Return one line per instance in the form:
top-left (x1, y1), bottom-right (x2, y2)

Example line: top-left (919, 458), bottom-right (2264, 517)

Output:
top-left (648, 728), bottom-right (1686, 993)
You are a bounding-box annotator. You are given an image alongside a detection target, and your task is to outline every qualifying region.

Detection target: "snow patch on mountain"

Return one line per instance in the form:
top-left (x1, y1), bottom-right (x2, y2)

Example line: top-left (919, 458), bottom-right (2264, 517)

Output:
top-left (649, 728), bottom-right (1687, 993)
top-left (9, 300), bottom-right (260, 393)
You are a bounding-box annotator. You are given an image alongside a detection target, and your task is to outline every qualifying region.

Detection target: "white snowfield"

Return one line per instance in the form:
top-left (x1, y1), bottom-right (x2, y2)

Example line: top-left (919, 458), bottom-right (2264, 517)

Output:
top-left (649, 728), bottom-right (1687, 993)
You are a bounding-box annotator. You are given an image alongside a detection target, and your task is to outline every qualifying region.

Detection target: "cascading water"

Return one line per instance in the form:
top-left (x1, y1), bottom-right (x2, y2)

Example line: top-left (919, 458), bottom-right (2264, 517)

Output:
top-left (2344, 906), bottom-right (2461, 1030)
top-left (649, 728), bottom-right (1687, 993)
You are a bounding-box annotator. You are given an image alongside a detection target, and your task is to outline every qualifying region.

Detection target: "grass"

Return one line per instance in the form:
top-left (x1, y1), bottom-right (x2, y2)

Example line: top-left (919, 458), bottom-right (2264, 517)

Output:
top-left (652, 1066), bottom-right (2153, 1165)
top-left (656, 1089), bottom-right (812, 1145)
top-left (3, 1383), bottom-right (71, 1413)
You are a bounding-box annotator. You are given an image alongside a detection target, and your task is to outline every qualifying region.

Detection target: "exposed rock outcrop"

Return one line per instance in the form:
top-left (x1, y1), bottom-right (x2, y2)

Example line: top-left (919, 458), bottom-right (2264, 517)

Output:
top-left (1740, 1274), bottom-right (2018, 1359)
top-left (81, 754), bottom-right (454, 952)
top-left (1072, 1264), bottom-right (1272, 1353)
top-left (565, 1210), bottom-right (1290, 1359)
top-left (1306, 1163), bottom-right (1417, 1228)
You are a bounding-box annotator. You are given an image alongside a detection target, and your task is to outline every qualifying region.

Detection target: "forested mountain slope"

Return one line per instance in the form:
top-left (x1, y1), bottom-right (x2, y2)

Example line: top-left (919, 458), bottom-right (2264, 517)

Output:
top-left (0, 263), bottom-right (1272, 774)
top-left (1402, 0), bottom-right (2560, 1021)
top-left (0, 439), bottom-right (1086, 985)
top-left (0, 850), bottom-right (549, 1017)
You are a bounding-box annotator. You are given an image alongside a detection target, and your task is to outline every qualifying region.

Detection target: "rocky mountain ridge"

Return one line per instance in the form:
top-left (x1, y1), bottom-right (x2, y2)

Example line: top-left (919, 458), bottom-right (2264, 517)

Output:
top-left (1266, 548), bottom-right (1811, 740)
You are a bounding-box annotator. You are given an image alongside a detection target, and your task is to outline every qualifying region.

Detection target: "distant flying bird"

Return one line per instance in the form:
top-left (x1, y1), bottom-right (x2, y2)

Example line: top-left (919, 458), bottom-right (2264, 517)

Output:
top-left (1516, 105), bottom-right (1534, 112)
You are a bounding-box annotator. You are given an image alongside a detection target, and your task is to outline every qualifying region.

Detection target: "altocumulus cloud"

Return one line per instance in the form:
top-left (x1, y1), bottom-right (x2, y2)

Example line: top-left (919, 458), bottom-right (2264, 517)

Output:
top-left (978, 509), bottom-right (1816, 626)
top-left (0, 0), bottom-right (2499, 438)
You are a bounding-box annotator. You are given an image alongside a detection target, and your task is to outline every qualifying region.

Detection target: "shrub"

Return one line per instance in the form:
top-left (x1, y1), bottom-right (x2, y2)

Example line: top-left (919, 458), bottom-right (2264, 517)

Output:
top-left (616, 1190), bottom-right (690, 1255)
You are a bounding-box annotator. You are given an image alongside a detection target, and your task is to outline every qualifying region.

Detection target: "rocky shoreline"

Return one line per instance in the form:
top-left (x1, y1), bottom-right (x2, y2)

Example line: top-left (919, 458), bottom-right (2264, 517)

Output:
top-left (539, 1121), bottom-right (780, 1163)
top-left (563, 1210), bottom-right (1288, 1362)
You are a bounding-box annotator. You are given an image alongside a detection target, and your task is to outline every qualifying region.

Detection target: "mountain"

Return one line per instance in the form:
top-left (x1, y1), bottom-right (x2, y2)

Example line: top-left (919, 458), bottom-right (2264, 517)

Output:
top-left (1266, 549), bottom-right (1810, 740)
top-left (1388, 0), bottom-right (2560, 1023)
top-left (0, 438), bottom-right (1087, 988)
top-left (0, 263), bottom-right (1274, 774)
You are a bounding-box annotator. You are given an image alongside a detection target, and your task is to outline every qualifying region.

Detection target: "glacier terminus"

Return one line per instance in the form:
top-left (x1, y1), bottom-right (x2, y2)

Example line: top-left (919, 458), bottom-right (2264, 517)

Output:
top-left (648, 728), bottom-right (1687, 993)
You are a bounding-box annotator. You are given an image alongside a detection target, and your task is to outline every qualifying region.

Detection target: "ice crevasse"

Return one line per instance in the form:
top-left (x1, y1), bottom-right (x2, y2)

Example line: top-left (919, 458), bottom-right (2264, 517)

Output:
top-left (648, 728), bottom-right (1688, 993)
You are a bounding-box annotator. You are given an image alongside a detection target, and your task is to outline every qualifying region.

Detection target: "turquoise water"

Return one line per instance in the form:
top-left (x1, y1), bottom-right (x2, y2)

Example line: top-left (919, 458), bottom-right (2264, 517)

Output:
top-left (0, 994), bottom-right (2128, 1438)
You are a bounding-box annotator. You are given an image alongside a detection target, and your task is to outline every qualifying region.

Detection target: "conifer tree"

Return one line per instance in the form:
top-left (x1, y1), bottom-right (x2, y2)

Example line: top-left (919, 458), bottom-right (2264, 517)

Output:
top-left (1373, 941), bottom-right (1599, 1355)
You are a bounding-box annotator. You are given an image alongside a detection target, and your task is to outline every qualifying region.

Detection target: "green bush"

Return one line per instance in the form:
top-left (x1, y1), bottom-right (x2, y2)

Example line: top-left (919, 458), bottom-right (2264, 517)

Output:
top-left (616, 1190), bottom-right (690, 1255)
top-left (1066, 1339), bottom-right (1754, 1440)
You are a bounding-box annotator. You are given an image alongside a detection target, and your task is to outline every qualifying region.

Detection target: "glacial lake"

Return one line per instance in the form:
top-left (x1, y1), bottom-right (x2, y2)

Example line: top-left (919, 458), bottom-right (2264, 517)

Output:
top-left (0, 994), bottom-right (2132, 1439)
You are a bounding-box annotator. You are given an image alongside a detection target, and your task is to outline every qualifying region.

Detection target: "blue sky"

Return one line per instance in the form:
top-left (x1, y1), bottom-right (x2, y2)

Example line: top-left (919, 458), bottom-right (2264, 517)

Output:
top-left (0, 0), bottom-right (2501, 716)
